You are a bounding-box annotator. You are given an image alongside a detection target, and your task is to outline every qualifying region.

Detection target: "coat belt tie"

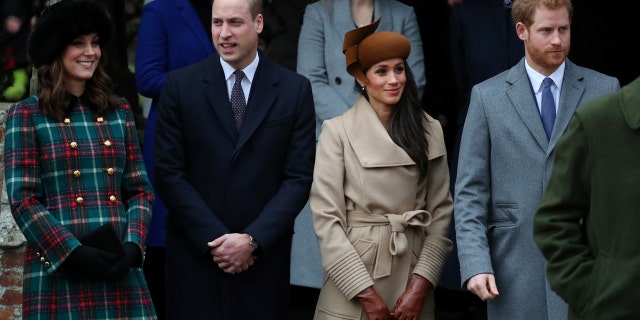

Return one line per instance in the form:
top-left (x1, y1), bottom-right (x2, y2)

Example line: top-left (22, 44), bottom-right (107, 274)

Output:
top-left (347, 210), bottom-right (432, 279)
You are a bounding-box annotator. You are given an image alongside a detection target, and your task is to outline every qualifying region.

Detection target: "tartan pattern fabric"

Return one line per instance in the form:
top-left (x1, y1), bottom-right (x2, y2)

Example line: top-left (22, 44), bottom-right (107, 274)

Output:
top-left (4, 94), bottom-right (157, 319)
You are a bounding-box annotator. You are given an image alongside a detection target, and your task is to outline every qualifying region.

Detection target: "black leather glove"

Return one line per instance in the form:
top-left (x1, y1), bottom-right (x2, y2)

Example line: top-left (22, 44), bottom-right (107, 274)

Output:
top-left (356, 286), bottom-right (393, 320)
top-left (66, 245), bottom-right (117, 279)
top-left (391, 274), bottom-right (431, 319)
top-left (106, 242), bottom-right (140, 279)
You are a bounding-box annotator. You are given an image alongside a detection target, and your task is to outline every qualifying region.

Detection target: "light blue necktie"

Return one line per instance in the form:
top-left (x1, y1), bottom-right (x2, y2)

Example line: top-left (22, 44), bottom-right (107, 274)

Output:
top-left (541, 77), bottom-right (556, 139)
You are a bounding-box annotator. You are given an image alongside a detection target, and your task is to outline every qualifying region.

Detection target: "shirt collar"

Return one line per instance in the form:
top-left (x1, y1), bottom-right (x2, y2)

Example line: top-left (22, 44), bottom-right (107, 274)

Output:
top-left (220, 53), bottom-right (260, 83)
top-left (525, 59), bottom-right (566, 93)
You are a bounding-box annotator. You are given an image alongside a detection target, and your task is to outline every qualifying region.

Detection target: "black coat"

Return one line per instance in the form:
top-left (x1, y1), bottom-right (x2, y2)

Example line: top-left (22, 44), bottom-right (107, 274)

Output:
top-left (154, 51), bottom-right (316, 319)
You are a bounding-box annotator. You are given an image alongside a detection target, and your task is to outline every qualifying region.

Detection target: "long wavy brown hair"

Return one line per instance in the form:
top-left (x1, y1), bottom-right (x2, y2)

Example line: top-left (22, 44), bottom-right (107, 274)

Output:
top-left (35, 53), bottom-right (119, 121)
top-left (357, 61), bottom-right (430, 180)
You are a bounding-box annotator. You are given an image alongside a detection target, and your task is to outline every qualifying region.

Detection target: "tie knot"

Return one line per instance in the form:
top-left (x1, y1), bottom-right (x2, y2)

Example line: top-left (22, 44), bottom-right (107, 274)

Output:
top-left (234, 70), bottom-right (245, 83)
top-left (543, 77), bottom-right (553, 89)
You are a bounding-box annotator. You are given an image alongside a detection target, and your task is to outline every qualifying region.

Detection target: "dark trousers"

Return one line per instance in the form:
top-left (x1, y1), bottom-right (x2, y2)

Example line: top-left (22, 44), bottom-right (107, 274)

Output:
top-left (143, 246), bottom-right (166, 320)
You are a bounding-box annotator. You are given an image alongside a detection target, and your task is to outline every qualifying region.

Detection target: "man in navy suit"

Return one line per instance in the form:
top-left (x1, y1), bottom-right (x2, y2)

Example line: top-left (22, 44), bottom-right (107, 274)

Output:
top-left (153, 0), bottom-right (316, 318)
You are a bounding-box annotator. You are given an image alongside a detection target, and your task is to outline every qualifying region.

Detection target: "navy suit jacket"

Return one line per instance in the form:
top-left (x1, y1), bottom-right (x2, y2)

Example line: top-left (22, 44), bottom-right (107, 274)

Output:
top-left (154, 51), bottom-right (316, 319)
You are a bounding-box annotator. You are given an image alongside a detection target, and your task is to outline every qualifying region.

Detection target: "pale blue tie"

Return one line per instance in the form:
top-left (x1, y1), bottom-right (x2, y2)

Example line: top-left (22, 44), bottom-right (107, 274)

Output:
top-left (541, 77), bottom-right (556, 139)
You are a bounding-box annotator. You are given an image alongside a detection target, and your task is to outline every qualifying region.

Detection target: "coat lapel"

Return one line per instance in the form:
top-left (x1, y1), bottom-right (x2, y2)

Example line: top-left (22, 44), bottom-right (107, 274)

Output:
top-left (375, 1), bottom-right (392, 30)
top-left (333, 1), bottom-right (353, 44)
top-left (548, 60), bottom-right (584, 151)
top-left (235, 52), bottom-right (278, 152)
top-left (344, 96), bottom-right (414, 168)
top-left (506, 60), bottom-right (549, 150)
top-left (202, 53), bottom-right (278, 149)
top-left (202, 58), bottom-right (238, 142)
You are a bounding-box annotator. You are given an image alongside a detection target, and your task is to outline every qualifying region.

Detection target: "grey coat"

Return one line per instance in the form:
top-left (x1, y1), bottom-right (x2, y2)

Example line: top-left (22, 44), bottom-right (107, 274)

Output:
top-left (454, 58), bottom-right (619, 320)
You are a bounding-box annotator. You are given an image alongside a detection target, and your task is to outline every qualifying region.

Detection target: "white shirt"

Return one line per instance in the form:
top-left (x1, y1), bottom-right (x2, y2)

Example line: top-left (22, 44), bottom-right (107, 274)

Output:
top-left (525, 60), bottom-right (565, 114)
top-left (220, 53), bottom-right (260, 103)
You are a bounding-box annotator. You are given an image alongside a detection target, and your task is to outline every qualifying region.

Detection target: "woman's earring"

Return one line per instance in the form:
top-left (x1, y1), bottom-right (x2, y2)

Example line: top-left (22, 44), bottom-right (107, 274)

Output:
top-left (361, 85), bottom-right (365, 91)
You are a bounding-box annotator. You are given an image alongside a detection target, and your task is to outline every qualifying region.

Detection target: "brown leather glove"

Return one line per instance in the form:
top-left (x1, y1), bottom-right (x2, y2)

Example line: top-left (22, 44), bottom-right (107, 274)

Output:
top-left (356, 286), bottom-right (393, 320)
top-left (391, 274), bottom-right (431, 319)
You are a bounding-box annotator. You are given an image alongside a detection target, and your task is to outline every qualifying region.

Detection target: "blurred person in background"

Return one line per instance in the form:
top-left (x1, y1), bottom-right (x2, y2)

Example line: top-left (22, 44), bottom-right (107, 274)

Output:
top-left (134, 0), bottom-right (216, 317)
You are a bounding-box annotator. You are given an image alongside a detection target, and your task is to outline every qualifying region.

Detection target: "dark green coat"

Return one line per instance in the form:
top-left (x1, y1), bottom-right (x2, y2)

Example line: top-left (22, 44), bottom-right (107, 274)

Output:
top-left (534, 76), bottom-right (640, 319)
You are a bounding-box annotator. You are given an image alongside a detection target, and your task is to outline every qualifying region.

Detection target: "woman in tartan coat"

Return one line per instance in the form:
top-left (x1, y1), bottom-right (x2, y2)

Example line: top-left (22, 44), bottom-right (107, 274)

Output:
top-left (3, 0), bottom-right (156, 318)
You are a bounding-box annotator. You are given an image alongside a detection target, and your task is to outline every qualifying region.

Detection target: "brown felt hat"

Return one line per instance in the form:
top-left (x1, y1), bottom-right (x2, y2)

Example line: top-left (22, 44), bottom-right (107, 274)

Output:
top-left (343, 17), bottom-right (411, 83)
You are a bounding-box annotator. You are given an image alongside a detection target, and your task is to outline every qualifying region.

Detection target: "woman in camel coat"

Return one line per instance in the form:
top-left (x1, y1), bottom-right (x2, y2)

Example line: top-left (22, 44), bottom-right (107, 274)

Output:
top-left (310, 19), bottom-right (453, 320)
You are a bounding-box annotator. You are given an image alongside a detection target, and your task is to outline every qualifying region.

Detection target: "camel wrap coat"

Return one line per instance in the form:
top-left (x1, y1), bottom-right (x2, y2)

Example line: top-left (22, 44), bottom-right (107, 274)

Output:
top-left (310, 96), bottom-right (453, 320)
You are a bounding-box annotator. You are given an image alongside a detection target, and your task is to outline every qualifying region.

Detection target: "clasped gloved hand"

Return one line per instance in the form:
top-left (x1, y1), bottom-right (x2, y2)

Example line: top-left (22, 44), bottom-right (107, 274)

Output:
top-left (66, 245), bottom-right (117, 279)
top-left (106, 242), bottom-right (141, 279)
top-left (391, 274), bottom-right (431, 319)
top-left (356, 286), bottom-right (393, 320)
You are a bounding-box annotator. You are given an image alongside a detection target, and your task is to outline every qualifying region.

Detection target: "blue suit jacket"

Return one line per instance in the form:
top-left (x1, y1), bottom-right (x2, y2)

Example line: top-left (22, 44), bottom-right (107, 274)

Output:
top-left (134, 0), bottom-right (216, 246)
top-left (154, 51), bottom-right (316, 319)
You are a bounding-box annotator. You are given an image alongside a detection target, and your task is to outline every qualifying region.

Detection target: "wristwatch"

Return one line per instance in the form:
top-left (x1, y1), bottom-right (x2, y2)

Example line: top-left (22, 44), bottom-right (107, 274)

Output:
top-left (248, 234), bottom-right (259, 250)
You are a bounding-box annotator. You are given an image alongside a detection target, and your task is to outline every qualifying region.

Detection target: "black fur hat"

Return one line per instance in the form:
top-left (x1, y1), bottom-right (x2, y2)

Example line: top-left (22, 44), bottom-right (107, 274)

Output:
top-left (27, 0), bottom-right (113, 68)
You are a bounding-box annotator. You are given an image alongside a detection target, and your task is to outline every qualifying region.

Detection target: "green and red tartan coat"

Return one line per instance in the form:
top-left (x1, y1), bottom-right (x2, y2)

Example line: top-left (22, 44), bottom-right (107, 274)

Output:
top-left (4, 94), bottom-right (157, 319)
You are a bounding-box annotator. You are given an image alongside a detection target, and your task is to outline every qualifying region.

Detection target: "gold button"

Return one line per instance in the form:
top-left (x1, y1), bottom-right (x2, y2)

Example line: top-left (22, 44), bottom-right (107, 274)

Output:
top-left (73, 170), bottom-right (81, 178)
top-left (35, 252), bottom-right (41, 257)
top-left (104, 140), bottom-right (111, 147)
top-left (44, 262), bottom-right (51, 268)
top-left (109, 195), bottom-right (117, 203)
top-left (70, 142), bottom-right (78, 149)
top-left (40, 257), bottom-right (45, 263)
top-left (76, 197), bottom-right (84, 204)
top-left (64, 118), bottom-right (71, 124)
top-left (107, 168), bottom-right (115, 175)
top-left (97, 117), bottom-right (104, 123)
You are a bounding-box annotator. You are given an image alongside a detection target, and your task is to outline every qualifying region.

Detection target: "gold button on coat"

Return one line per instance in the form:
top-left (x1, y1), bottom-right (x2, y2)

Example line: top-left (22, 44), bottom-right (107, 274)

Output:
top-left (109, 195), bottom-right (117, 203)
top-left (104, 140), bottom-right (111, 147)
top-left (97, 117), bottom-right (104, 123)
top-left (44, 262), bottom-right (51, 268)
top-left (40, 257), bottom-right (45, 263)
top-left (73, 170), bottom-right (81, 178)
top-left (107, 168), bottom-right (115, 175)
top-left (64, 118), bottom-right (71, 124)
top-left (76, 197), bottom-right (84, 204)
top-left (70, 142), bottom-right (78, 149)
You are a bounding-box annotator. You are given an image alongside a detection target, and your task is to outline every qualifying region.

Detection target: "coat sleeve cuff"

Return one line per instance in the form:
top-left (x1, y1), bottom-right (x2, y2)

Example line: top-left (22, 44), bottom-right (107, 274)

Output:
top-left (413, 237), bottom-right (452, 286)
top-left (325, 250), bottom-right (374, 300)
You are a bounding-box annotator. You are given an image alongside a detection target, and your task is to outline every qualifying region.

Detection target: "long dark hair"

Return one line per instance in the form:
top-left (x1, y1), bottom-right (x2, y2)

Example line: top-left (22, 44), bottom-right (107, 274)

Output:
top-left (357, 61), bottom-right (430, 179)
top-left (36, 52), bottom-right (119, 121)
